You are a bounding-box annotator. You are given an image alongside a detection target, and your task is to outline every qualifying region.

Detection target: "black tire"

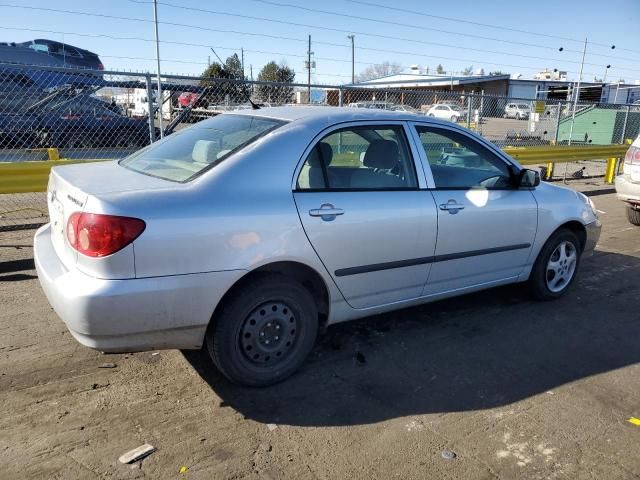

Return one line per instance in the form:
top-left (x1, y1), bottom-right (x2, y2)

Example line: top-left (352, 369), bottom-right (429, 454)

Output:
top-left (206, 274), bottom-right (318, 387)
top-left (516, 113), bottom-right (522, 120)
top-left (528, 228), bottom-right (581, 300)
top-left (450, 115), bottom-right (457, 122)
top-left (627, 206), bottom-right (640, 226)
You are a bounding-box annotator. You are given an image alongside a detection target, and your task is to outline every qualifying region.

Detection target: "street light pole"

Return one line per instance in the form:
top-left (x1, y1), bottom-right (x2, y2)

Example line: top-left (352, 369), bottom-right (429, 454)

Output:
top-left (152, 0), bottom-right (163, 138)
top-left (567, 37), bottom-right (587, 147)
top-left (347, 35), bottom-right (355, 84)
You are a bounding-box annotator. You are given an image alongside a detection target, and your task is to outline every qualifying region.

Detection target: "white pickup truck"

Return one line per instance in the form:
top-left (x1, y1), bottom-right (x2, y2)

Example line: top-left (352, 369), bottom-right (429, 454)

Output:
top-left (615, 135), bottom-right (640, 225)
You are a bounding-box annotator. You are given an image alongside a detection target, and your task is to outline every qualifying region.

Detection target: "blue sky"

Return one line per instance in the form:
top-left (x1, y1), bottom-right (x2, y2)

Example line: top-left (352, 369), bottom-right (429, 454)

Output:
top-left (1, 0), bottom-right (639, 84)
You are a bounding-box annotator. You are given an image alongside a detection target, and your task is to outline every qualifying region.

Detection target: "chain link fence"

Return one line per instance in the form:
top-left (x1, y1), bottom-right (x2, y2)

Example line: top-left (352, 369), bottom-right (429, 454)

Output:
top-left (1, 63), bottom-right (638, 230)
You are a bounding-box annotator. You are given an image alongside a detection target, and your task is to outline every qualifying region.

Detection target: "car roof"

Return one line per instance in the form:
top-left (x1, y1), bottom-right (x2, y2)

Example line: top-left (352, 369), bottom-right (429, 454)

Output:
top-left (225, 105), bottom-right (434, 127)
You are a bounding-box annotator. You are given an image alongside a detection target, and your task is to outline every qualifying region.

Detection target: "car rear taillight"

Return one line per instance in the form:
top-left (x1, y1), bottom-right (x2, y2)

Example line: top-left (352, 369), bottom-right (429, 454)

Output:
top-left (624, 146), bottom-right (640, 167)
top-left (98, 62), bottom-right (104, 70)
top-left (67, 213), bottom-right (145, 257)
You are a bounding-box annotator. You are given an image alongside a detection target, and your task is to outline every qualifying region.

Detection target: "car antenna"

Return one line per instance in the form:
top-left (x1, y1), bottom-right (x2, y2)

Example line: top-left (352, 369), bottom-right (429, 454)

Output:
top-left (249, 98), bottom-right (261, 110)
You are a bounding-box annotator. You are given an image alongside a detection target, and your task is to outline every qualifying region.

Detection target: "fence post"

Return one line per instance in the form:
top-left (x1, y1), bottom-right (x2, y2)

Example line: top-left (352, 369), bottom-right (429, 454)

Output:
top-left (553, 103), bottom-right (561, 145)
top-left (466, 96), bottom-right (472, 129)
top-left (145, 74), bottom-right (156, 144)
top-left (620, 105), bottom-right (630, 144)
top-left (338, 87), bottom-right (343, 107)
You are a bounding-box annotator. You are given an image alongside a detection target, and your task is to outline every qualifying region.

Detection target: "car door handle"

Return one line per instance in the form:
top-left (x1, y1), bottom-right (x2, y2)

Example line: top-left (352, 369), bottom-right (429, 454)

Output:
top-left (439, 200), bottom-right (465, 214)
top-left (309, 204), bottom-right (344, 220)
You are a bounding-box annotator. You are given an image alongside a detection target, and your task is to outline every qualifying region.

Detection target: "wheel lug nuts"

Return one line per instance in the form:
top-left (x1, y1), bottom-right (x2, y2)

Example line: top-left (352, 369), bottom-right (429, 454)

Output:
top-left (275, 325), bottom-right (280, 330)
top-left (260, 332), bottom-right (265, 336)
top-left (267, 323), bottom-right (272, 327)
top-left (275, 336), bottom-right (279, 340)
top-left (265, 340), bottom-right (270, 344)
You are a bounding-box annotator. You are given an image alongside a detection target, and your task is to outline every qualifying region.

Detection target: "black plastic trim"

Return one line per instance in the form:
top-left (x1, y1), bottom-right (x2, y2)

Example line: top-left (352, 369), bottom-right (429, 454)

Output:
top-left (334, 243), bottom-right (531, 277)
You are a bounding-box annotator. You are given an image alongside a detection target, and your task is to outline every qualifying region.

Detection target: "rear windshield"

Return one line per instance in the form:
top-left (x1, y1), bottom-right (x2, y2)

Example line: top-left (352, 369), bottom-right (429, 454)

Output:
top-left (120, 114), bottom-right (285, 182)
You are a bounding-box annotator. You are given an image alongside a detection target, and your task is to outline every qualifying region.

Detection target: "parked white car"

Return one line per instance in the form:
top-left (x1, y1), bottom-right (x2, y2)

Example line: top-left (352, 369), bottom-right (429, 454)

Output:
top-left (35, 106), bottom-right (601, 386)
top-left (615, 135), bottom-right (640, 225)
top-left (426, 104), bottom-right (463, 122)
top-left (504, 103), bottom-right (531, 120)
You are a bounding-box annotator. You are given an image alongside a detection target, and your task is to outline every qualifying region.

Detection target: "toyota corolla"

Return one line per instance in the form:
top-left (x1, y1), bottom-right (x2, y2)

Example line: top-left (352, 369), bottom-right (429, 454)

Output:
top-left (35, 107), bottom-right (601, 386)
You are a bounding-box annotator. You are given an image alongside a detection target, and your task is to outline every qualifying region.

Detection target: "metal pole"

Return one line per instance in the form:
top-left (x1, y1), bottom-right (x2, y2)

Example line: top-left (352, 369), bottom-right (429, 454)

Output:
top-left (564, 37), bottom-right (587, 183)
top-left (621, 105), bottom-right (630, 144)
top-left (347, 35), bottom-right (355, 84)
top-left (614, 82), bottom-right (620, 103)
top-left (466, 95), bottom-right (471, 129)
top-left (145, 74), bottom-right (156, 143)
top-left (241, 48), bottom-right (244, 78)
top-left (307, 35), bottom-right (311, 104)
top-left (338, 87), bottom-right (343, 107)
top-left (554, 101), bottom-right (563, 144)
top-left (152, 0), bottom-right (164, 138)
top-left (567, 38), bottom-right (587, 147)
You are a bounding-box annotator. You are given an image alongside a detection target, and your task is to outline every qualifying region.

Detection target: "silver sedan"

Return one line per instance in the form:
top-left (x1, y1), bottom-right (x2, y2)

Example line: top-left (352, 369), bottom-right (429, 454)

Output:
top-left (35, 107), bottom-right (601, 386)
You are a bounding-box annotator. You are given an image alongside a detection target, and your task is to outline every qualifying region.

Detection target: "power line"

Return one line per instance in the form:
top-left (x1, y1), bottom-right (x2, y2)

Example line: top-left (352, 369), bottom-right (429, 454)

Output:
top-left (0, 3), bottom-right (636, 78)
top-left (345, 0), bottom-right (640, 55)
top-left (0, 24), bottom-right (609, 80)
top-left (247, 0), bottom-right (588, 58)
top-left (151, 1), bottom-right (637, 73)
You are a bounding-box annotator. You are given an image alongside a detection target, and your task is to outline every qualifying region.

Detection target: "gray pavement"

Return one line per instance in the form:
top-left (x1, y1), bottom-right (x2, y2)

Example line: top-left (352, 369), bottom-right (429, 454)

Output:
top-left (0, 190), bottom-right (639, 479)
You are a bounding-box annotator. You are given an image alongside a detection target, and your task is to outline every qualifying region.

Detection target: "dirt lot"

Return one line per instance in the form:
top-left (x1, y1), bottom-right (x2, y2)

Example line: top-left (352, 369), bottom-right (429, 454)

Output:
top-left (1, 188), bottom-right (639, 480)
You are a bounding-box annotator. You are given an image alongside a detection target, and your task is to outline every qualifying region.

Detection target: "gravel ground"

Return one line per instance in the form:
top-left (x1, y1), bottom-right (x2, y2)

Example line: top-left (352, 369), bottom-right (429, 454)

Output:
top-left (1, 190), bottom-right (639, 479)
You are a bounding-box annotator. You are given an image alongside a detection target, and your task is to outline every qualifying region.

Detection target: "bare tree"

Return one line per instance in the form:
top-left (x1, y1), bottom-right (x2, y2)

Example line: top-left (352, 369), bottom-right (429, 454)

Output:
top-left (355, 61), bottom-right (403, 82)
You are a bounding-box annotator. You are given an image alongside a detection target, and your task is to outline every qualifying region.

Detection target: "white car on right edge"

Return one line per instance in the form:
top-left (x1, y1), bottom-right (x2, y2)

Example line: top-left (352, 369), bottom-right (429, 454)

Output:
top-left (615, 135), bottom-right (640, 226)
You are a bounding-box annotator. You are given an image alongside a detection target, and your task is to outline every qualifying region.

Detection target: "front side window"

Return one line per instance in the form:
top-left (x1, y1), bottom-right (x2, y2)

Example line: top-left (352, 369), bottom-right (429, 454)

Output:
top-left (415, 126), bottom-right (514, 189)
top-left (121, 115), bottom-right (285, 182)
top-left (296, 125), bottom-right (418, 190)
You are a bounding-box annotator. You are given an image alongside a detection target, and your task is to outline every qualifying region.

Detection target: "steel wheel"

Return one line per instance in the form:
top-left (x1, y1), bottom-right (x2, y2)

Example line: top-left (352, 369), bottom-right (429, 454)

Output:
top-left (206, 274), bottom-right (318, 386)
top-left (545, 241), bottom-right (577, 293)
top-left (239, 301), bottom-right (298, 366)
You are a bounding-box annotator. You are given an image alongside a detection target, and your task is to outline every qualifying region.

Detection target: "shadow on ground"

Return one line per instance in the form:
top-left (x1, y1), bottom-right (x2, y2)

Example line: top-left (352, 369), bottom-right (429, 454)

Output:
top-left (183, 250), bottom-right (640, 427)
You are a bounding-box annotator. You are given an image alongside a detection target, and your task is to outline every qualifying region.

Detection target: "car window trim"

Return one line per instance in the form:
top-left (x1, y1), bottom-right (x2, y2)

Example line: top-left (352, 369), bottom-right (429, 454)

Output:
top-left (408, 121), bottom-right (522, 191)
top-left (292, 120), bottom-right (427, 192)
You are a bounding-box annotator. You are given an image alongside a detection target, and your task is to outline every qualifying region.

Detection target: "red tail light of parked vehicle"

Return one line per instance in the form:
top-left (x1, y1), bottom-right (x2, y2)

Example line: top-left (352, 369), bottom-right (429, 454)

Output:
top-left (624, 146), bottom-right (640, 167)
top-left (67, 213), bottom-right (145, 257)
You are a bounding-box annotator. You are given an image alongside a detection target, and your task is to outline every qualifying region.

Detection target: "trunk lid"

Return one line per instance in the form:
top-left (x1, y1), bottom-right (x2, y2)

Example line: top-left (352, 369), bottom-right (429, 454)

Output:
top-left (47, 160), bottom-right (174, 271)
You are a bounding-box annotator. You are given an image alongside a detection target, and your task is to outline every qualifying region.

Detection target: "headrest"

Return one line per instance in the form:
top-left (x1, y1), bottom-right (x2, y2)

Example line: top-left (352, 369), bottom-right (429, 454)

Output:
top-left (363, 140), bottom-right (398, 169)
top-left (192, 140), bottom-right (218, 164)
top-left (307, 141), bottom-right (333, 167)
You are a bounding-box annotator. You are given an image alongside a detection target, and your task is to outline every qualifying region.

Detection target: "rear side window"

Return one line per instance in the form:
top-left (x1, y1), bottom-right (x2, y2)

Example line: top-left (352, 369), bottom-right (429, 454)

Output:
top-left (296, 125), bottom-right (418, 190)
top-left (120, 115), bottom-right (285, 182)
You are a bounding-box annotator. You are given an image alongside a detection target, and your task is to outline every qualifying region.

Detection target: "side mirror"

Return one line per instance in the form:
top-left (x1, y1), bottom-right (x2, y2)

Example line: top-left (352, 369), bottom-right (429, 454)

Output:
top-left (519, 168), bottom-right (540, 188)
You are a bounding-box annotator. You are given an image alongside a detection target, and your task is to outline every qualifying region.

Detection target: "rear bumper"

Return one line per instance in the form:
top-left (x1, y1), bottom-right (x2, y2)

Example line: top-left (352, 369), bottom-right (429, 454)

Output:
top-left (583, 219), bottom-right (601, 257)
top-left (615, 174), bottom-right (640, 205)
top-left (34, 224), bottom-right (245, 352)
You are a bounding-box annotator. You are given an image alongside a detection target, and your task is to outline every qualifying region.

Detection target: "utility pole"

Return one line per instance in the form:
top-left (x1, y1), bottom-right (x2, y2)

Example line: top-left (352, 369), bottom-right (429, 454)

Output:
top-left (241, 48), bottom-right (245, 79)
top-left (347, 35), bottom-right (355, 84)
top-left (250, 64), bottom-right (253, 96)
top-left (307, 35), bottom-right (312, 104)
top-left (152, 0), bottom-right (163, 138)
